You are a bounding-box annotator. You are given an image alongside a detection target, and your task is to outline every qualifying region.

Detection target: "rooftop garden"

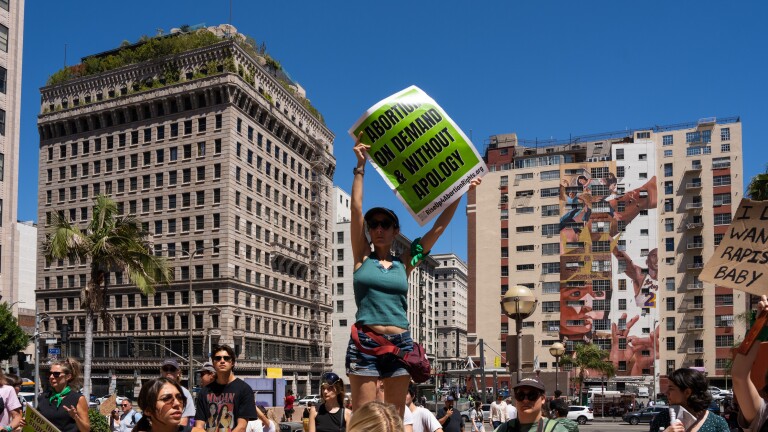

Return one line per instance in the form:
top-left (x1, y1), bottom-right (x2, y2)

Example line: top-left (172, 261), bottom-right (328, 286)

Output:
top-left (45, 28), bottom-right (324, 124)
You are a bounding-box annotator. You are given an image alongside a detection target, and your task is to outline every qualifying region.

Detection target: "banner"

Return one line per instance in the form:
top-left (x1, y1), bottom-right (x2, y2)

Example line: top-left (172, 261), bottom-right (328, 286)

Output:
top-left (266, 367), bottom-right (283, 378)
top-left (349, 86), bottom-right (487, 225)
top-left (700, 199), bottom-right (768, 293)
top-left (22, 406), bottom-right (62, 432)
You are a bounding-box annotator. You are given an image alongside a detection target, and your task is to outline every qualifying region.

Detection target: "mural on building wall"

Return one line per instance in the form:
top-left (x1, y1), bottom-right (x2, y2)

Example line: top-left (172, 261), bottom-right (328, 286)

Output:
top-left (558, 162), bottom-right (659, 374)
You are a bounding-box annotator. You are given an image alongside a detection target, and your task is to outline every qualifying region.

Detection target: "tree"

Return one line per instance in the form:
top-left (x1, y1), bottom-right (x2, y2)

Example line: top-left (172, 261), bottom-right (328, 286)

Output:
top-left (747, 165), bottom-right (768, 201)
top-left (0, 303), bottom-right (30, 361)
top-left (45, 195), bottom-right (171, 400)
top-left (559, 343), bottom-right (616, 402)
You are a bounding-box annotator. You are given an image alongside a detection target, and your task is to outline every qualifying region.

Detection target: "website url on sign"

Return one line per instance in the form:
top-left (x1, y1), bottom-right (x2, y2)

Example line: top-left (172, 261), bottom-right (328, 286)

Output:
top-left (423, 166), bottom-right (485, 216)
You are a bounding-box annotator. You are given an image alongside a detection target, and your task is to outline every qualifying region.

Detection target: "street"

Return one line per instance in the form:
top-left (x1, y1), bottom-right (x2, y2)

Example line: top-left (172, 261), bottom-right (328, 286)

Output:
top-left (481, 421), bottom-right (649, 432)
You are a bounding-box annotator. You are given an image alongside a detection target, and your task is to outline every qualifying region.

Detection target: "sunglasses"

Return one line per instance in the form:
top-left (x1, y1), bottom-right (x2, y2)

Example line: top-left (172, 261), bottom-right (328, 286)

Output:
top-left (49, 372), bottom-right (63, 378)
top-left (158, 393), bottom-right (186, 406)
top-left (514, 391), bottom-right (542, 402)
top-left (161, 366), bottom-right (179, 373)
top-left (367, 219), bottom-right (393, 230)
top-left (121, 403), bottom-right (130, 407)
top-left (213, 355), bottom-right (232, 362)
top-left (323, 372), bottom-right (340, 386)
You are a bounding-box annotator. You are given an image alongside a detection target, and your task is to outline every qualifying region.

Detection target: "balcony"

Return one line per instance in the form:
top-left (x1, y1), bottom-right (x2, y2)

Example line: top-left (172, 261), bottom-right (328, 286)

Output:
top-left (686, 222), bottom-right (704, 230)
top-left (687, 282), bottom-right (704, 290)
top-left (686, 163), bottom-right (703, 172)
top-left (687, 323), bottom-right (705, 332)
top-left (687, 262), bottom-right (704, 271)
top-left (687, 347), bottom-right (704, 355)
top-left (686, 182), bottom-right (703, 190)
top-left (688, 303), bottom-right (705, 311)
top-left (687, 242), bottom-right (703, 250)
top-left (686, 202), bottom-right (703, 210)
top-left (712, 162), bottom-right (731, 170)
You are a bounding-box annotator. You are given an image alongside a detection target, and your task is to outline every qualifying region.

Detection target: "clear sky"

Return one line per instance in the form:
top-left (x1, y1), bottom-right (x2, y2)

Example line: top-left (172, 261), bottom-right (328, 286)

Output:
top-left (19, 1), bottom-right (768, 261)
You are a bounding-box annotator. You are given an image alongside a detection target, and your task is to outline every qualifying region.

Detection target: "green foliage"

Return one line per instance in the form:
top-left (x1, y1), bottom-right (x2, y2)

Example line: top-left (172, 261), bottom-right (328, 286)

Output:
top-left (89, 409), bottom-right (110, 432)
top-left (46, 30), bottom-right (222, 86)
top-left (0, 303), bottom-right (30, 361)
top-left (559, 343), bottom-right (615, 398)
top-left (265, 55), bottom-right (281, 71)
top-left (747, 165), bottom-right (768, 201)
top-left (223, 56), bottom-right (237, 73)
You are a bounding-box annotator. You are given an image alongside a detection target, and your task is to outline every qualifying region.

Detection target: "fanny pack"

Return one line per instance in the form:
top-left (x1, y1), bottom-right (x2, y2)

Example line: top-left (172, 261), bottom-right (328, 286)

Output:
top-left (351, 323), bottom-right (431, 383)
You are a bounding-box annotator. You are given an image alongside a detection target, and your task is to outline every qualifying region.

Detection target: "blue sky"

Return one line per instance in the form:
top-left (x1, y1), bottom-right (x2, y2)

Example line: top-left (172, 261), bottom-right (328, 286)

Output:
top-left (19, 1), bottom-right (768, 261)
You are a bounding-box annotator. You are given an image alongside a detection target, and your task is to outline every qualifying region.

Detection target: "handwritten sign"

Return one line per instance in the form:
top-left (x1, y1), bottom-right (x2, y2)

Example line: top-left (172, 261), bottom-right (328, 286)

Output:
top-left (700, 199), bottom-right (768, 293)
top-left (22, 406), bottom-right (62, 432)
top-left (349, 86), bottom-right (487, 225)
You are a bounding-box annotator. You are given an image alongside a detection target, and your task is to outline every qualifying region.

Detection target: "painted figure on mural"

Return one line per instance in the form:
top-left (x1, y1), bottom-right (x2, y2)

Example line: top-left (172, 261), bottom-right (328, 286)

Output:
top-left (613, 248), bottom-right (659, 309)
top-left (559, 280), bottom-right (610, 337)
top-left (609, 313), bottom-right (659, 375)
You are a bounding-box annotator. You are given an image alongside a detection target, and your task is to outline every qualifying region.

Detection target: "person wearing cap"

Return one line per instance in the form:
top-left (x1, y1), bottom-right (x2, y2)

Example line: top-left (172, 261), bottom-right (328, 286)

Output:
top-left (490, 393), bottom-right (508, 428)
top-left (349, 133), bottom-right (482, 418)
top-left (495, 379), bottom-right (567, 432)
top-left (436, 395), bottom-right (463, 432)
top-left (310, 372), bottom-right (351, 432)
top-left (159, 358), bottom-right (196, 426)
top-left (197, 362), bottom-right (216, 388)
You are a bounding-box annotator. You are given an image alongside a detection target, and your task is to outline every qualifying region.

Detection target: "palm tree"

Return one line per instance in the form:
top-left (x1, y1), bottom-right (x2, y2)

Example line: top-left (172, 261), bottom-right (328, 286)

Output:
top-left (559, 343), bottom-right (616, 404)
top-left (45, 195), bottom-right (171, 400)
top-left (747, 165), bottom-right (768, 201)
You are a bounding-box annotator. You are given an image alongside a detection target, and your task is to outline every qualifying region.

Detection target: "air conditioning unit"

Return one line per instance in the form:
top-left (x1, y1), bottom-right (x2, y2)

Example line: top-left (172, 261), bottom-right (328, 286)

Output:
top-left (600, 156), bottom-right (610, 161)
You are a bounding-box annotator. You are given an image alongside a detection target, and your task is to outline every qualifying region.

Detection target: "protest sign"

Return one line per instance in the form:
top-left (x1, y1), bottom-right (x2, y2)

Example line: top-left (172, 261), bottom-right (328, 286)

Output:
top-left (22, 406), bottom-right (62, 432)
top-left (700, 199), bottom-right (768, 294)
top-left (99, 394), bottom-right (117, 416)
top-left (349, 86), bottom-right (487, 225)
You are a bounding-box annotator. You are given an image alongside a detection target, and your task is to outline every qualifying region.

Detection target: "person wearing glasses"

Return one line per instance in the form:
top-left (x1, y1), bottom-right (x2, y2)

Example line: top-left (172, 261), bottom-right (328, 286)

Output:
top-left (196, 362), bottom-right (216, 388)
top-left (194, 345), bottom-right (257, 431)
top-left (310, 373), bottom-right (351, 432)
top-left (36, 358), bottom-right (90, 432)
top-left (160, 359), bottom-right (196, 426)
top-left (494, 378), bottom-right (567, 432)
top-left (349, 134), bottom-right (482, 417)
top-left (131, 377), bottom-right (205, 432)
top-left (114, 398), bottom-right (142, 432)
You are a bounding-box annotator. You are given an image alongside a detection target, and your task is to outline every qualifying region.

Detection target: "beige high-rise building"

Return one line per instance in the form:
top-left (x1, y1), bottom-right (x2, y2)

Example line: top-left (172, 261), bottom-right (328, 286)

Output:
top-left (36, 25), bottom-right (336, 395)
top-left (469, 117), bottom-right (745, 395)
top-left (0, 0), bottom-right (24, 311)
top-left (432, 253), bottom-right (469, 375)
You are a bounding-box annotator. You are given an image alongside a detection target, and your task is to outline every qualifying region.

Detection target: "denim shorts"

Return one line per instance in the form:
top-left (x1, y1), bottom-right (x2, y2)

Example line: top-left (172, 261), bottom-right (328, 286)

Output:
top-left (345, 327), bottom-right (413, 378)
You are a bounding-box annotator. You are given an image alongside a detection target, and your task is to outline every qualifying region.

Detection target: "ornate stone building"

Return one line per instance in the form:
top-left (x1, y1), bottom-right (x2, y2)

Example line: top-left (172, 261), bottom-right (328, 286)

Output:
top-left (36, 25), bottom-right (335, 395)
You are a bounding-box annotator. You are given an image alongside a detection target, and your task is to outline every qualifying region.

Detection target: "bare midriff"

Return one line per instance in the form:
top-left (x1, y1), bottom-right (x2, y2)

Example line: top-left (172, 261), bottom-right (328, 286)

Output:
top-left (366, 324), bottom-right (407, 335)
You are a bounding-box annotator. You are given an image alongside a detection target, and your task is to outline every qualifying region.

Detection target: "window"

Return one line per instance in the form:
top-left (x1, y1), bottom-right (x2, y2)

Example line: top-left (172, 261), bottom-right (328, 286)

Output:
top-left (713, 193), bottom-right (731, 206)
top-left (541, 187), bottom-right (559, 198)
top-left (542, 243), bottom-right (559, 255)
top-left (542, 301), bottom-right (560, 313)
top-left (663, 135), bottom-right (673, 146)
top-left (540, 170), bottom-right (560, 181)
top-left (716, 335), bottom-right (734, 348)
top-left (541, 224), bottom-right (559, 236)
top-left (0, 67), bottom-right (5, 94)
top-left (663, 149), bottom-right (673, 157)
top-left (541, 204), bottom-right (559, 217)
top-left (515, 226), bottom-right (534, 233)
top-left (517, 264), bottom-right (534, 271)
top-left (516, 245), bottom-right (534, 252)
top-left (713, 175), bottom-right (731, 186)
top-left (0, 25), bottom-right (7, 53)
top-left (515, 173), bottom-right (533, 180)
top-left (714, 213), bottom-right (732, 226)
top-left (664, 163), bottom-right (673, 177)
top-left (542, 263), bottom-right (559, 274)
top-left (616, 149), bottom-right (624, 160)
top-left (666, 337), bottom-right (675, 351)
top-left (721, 128), bottom-right (730, 141)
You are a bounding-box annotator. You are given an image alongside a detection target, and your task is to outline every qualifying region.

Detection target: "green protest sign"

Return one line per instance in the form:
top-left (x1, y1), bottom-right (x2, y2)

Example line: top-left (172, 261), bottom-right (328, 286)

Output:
top-left (349, 86), bottom-right (487, 225)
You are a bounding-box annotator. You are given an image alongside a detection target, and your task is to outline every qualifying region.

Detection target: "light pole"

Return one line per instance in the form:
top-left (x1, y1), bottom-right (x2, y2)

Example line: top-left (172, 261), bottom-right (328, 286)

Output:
top-left (549, 342), bottom-right (565, 394)
top-left (34, 310), bottom-right (52, 408)
top-left (501, 285), bottom-right (538, 382)
top-left (178, 243), bottom-right (222, 393)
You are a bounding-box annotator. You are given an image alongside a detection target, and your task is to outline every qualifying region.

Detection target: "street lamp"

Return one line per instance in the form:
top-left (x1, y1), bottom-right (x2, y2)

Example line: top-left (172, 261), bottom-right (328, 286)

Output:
top-left (549, 342), bottom-right (565, 393)
top-left (178, 243), bottom-right (223, 393)
top-left (501, 285), bottom-right (538, 382)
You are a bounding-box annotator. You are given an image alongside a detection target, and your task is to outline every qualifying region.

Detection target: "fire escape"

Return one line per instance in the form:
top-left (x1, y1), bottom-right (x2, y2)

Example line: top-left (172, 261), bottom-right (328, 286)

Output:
top-left (308, 136), bottom-right (330, 375)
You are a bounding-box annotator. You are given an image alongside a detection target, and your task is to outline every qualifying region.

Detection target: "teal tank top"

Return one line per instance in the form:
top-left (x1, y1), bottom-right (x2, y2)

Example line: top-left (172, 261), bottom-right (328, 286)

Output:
top-left (353, 254), bottom-right (409, 329)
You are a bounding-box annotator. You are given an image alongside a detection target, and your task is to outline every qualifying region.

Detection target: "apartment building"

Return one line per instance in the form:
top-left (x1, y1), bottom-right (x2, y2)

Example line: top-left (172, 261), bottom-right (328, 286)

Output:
top-left (0, 0), bottom-right (24, 312)
top-left (468, 117), bottom-right (745, 393)
top-left (330, 187), bottom-right (440, 383)
top-left (432, 253), bottom-right (469, 374)
top-left (36, 25), bottom-right (335, 394)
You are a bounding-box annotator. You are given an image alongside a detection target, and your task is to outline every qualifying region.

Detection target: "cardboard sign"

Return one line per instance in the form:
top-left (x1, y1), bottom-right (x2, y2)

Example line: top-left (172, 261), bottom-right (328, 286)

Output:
top-left (22, 406), bottom-right (62, 432)
top-left (349, 86), bottom-right (487, 225)
top-left (700, 199), bottom-right (768, 293)
top-left (99, 394), bottom-right (117, 416)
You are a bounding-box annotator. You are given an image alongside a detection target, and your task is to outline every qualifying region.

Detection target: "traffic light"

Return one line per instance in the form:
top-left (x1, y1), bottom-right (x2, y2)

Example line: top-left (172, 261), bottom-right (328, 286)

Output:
top-left (61, 323), bottom-right (69, 344)
top-left (127, 336), bottom-right (134, 357)
top-left (17, 352), bottom-right (27, 371)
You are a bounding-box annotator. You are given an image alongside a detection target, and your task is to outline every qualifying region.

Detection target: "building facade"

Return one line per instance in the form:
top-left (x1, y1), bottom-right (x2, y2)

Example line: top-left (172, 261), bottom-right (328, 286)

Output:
top-left (329, 186), bottom-right (441, 384)
top-left (36, 25), bottom-right (335, 395)
top-left (0, 0), bottom-right (24, 310)
top-left (432, 253), bottom-right (468, 375)
top-left (469, 118), bottom-right (745, 393)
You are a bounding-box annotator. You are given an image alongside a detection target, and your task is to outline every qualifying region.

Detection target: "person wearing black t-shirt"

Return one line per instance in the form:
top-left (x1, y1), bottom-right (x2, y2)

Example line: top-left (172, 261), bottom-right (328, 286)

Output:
top-left (194, 345), bottom-right (257, 432)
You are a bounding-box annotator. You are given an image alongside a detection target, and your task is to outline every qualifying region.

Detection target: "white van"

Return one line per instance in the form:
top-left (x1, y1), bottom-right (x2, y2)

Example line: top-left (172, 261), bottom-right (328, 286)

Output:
top-left (637, 387), bottom-right (650, 397)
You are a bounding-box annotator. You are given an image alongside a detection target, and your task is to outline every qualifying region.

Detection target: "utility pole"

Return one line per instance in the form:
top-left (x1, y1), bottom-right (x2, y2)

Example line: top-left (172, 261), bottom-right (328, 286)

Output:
top-left (479, 338), bottom-right (485, 403)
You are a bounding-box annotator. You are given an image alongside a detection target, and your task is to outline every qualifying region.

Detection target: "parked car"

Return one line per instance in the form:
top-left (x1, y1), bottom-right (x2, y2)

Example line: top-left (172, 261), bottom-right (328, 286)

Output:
top-left (296, 394), bottom-right (321, 406)
top-left (280, 422), bottom-right (304, 432)
top-left (623, 406), bottom-right (667, 425)
top-left (566, 406), bottom-right (593, 425)
top-left (461, 404), bottom-right (490, 423)
top-left (96, 395), bottom-right (128, 405)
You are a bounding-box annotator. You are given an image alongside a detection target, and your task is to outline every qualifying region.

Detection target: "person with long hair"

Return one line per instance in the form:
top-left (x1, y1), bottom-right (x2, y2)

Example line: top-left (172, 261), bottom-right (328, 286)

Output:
top-left (346, 401), bottom-right (403, 432)
top-left (0, 369), bottom-right (22, 432)
top-left (309, 373), bottom-right (351, 432)
top-left (348, 132), bottom-right (481, 417)
top-left (131, 377), bottom-right (204, 432)
top-left (469, 401), bottom-right (483, 432)
top-left (36, 358), bottom-right (90, 432)
top-left (732, 294), bottom-right (768, 432)
top-left (654, 368), bottom-right (729, 432)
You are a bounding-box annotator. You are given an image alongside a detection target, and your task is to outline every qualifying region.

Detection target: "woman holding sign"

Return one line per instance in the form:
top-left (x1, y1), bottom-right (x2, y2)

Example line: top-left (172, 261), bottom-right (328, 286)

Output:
top-left (346, 132), bottom-right (481, 417)
top-left (36, 358), bottom-right (90, 432)
top-left (732, 295), bottom-right (768, 432)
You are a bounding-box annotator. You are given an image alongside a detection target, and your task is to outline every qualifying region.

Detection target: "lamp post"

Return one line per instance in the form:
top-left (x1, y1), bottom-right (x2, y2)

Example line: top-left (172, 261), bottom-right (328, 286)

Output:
top-left (178, 243), bottom-right (222, 393)
top-left (549, 342), bottom-right (565, 394)
top-left (34, 309), bottom-right (51, 408)
top-left (501, 285), bottom-right (538, 382)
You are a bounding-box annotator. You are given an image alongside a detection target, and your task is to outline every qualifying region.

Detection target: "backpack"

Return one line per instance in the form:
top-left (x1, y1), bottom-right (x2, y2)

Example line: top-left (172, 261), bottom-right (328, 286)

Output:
top-left (494, 417), bottom-right (558, 432)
